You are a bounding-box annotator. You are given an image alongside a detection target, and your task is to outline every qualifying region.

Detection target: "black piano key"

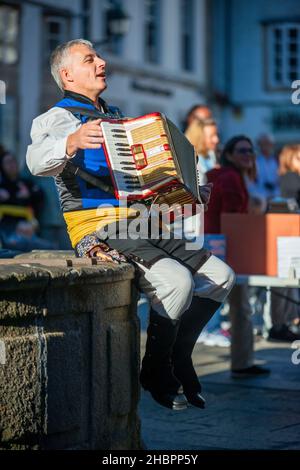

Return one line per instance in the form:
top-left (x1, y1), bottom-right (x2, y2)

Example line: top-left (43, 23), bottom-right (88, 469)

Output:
top-left (117, 153), bottom-right (132, 157)
top-left (111, 129), bottom-right (126, 133)
top-left (111, 134), bottom-right (127, 139)
top-left (119, 161), bottom-right (134, 165)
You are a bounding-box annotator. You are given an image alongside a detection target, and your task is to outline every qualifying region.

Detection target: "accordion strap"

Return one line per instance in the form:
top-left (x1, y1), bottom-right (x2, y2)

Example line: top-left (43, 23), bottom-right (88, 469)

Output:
top-left (62, 106), bottom-right (120, 120)
top-left (62, 105), bottom-right (118, 194)
top-left (66, 161), bottom-right (115, 195)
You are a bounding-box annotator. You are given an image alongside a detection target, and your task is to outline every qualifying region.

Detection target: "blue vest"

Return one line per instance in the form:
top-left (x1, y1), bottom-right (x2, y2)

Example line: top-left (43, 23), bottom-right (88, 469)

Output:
top-left (55, 96), bottom-right (124, 210)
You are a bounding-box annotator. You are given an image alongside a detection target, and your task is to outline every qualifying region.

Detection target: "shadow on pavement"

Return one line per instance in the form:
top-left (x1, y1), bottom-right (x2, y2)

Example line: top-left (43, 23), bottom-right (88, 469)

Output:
top-left (139, 339), bottom-right (300, 450)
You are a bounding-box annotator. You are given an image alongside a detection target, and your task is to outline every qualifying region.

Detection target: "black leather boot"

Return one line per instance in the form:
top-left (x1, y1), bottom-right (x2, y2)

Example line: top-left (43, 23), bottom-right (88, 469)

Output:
top-left (140, 310), bottom-right (188, 410)
top-left (172, 297), bottom-right (221, 408)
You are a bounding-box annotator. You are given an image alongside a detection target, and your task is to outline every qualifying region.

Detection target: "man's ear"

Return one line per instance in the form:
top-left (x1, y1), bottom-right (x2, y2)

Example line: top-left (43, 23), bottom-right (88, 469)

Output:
top-left (60, 68), bottom-right (74, 87)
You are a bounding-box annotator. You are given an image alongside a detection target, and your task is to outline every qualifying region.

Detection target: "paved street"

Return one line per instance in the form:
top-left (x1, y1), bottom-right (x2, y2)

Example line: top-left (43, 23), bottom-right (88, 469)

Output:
top-left (138, 300), bottom-right (300, 450)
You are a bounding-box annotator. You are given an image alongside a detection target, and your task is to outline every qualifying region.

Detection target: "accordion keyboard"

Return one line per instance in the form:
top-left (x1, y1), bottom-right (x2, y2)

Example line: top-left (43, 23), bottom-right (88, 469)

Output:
top-left (101, 122), bottom-right (141, 196)
top-left (101, 115), bottom-right (179, 199)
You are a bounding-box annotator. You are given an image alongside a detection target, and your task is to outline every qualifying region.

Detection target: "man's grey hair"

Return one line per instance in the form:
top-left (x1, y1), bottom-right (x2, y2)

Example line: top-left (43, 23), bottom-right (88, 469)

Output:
top-left (50, 38), bottom-right (94, 90)
top-left (257, 132), bottom-right (275, 145)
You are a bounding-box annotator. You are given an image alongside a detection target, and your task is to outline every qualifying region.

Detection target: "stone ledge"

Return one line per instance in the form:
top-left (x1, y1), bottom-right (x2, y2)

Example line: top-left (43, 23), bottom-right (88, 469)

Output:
top-left (0, 251), bottom-right (141, 449)
top-left (15, 250), bottom-right (76, 259)
top-left (0, 259), bottom-right (135, 291)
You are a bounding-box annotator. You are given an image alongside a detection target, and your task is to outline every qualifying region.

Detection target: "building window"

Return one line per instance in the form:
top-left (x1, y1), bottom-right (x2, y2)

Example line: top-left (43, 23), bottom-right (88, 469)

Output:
top-left (267, 22), bottom-right (300, 89)
top-left (105, 0), bottom-right (124, 56)
top-left (82, 0), bottom-right (91, 40)
top-left (0, 5), bottom-right (18, 65)
top-left (145, 0), bottom-right (160, 63)
top-left (44, 15), bottom-right (69, 62)
top-left (181, 0), bottom-right (194, 71)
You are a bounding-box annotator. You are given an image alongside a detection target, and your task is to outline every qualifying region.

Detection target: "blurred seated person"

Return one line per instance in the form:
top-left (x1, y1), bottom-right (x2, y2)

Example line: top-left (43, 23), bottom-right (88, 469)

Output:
top-left (247, 133), bottom-right (280, 207)
top-left (0, 151), bottom-right (55, 252)
top-left (185, 117), bottom-right (220, 185)
top-left (204, 135), bottom-right (254, 233)
top-left (267, 144), bottom-right (300, 342)
top-left (205, 135), bottom-right (270, 377)
top-left (278, 143), bottom-right (300, 205)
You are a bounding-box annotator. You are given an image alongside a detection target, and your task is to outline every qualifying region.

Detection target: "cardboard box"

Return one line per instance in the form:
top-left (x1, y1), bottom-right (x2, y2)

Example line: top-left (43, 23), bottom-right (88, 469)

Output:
top-left (221, 213), bottom-right (300, 275)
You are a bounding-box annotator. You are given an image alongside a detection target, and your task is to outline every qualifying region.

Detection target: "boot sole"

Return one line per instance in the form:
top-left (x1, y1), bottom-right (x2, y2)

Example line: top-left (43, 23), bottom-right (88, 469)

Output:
top-left (143, 389), bottom-right (188, 410)
top-left (172, 402), bottom-right (188, 411)
top-left (155, 396), bottom-right (187, 411)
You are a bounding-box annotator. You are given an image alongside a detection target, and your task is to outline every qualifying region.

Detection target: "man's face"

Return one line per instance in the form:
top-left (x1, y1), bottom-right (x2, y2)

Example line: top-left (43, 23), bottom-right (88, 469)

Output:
top-left (62, 44), bottom-right (107, 95)
top-left (192, 107), bottom-right (212, 121)
top-left (204, 125), bottom-right (219, 152)
top-left (186, 106), bottom-right (212, 128)
top-left (259, 137), bottom-right (274, 157)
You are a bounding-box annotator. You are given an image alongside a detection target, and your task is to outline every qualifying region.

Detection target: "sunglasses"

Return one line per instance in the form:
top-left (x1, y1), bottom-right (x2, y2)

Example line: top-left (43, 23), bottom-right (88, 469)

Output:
top-left (235, 147), bottom-right (255, 155)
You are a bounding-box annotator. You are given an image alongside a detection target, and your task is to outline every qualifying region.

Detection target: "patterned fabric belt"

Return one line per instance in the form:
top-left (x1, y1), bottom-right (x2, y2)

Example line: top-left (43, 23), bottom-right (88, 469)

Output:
top-left (75, 231), bottom-right (127, 263)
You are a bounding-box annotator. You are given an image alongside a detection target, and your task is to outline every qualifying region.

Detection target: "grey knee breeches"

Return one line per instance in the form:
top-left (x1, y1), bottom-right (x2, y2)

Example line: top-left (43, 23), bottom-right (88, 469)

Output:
top-left (135, 255), bottom-right (236, 321)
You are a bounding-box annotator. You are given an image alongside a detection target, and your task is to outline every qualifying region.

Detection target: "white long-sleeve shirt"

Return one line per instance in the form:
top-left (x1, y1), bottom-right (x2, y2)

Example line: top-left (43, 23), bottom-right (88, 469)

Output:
top-left (26, 106), bottom-right (80, 177)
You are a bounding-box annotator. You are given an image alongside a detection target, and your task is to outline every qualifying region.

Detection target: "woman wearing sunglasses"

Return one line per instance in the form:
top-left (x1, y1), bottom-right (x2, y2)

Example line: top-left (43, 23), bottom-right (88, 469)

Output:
top-left (204, 135), bottom-right (270, 378)
top-left (205, 135), bottom-right (256, 233)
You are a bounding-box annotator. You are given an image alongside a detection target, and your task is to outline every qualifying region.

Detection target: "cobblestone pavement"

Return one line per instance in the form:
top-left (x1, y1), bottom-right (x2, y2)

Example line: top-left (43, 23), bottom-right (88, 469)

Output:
top-left (138, 314), bottom-right (300, 450)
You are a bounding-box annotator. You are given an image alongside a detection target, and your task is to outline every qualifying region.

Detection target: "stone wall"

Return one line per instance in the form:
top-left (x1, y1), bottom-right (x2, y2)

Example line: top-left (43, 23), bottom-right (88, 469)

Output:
top-left (0, 253), bottom-right (142, 450)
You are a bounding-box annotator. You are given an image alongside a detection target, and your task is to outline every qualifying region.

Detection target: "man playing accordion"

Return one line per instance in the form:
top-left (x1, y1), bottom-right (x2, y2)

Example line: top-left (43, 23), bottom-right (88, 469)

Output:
top-left (26, 39), bottom-right (235, 411)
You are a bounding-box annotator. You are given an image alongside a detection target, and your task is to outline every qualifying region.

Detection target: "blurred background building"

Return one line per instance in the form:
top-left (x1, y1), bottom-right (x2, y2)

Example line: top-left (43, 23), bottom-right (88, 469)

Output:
top-left (0, 0), bottom-right (208, 158)
top-left (211, 0), bottom-right (300, 148)
top-left (0, 0), bottom-right (300, 245)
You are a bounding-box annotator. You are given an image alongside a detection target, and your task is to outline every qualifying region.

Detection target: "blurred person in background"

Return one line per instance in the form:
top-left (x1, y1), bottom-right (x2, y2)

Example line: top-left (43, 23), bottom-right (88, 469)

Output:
top-left (205, 135), bottom-right (270, 377)
top-left (278, 143), bottom-right (300, 205)
top-left (247, 133), bottom-right (280, 208)
top-left (267, 144), bottom-right (300, 342)
top-left (184, 107), bottom-right (226, 346)
top-left (183, 104), bottom-right (213, 131)
top-left (185, 115), bottom-right (220, 185)
top-left (0, 150), bottom-right (55, 252)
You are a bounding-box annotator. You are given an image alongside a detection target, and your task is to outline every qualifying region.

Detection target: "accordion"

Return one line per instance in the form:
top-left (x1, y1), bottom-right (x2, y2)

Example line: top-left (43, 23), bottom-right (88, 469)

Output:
top-left (100, 112), bottom-right (200, 205)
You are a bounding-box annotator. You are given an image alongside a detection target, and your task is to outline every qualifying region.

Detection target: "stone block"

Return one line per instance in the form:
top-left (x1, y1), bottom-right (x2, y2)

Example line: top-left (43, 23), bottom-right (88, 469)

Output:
top-left (0, 256), bottom-right (141, 450)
